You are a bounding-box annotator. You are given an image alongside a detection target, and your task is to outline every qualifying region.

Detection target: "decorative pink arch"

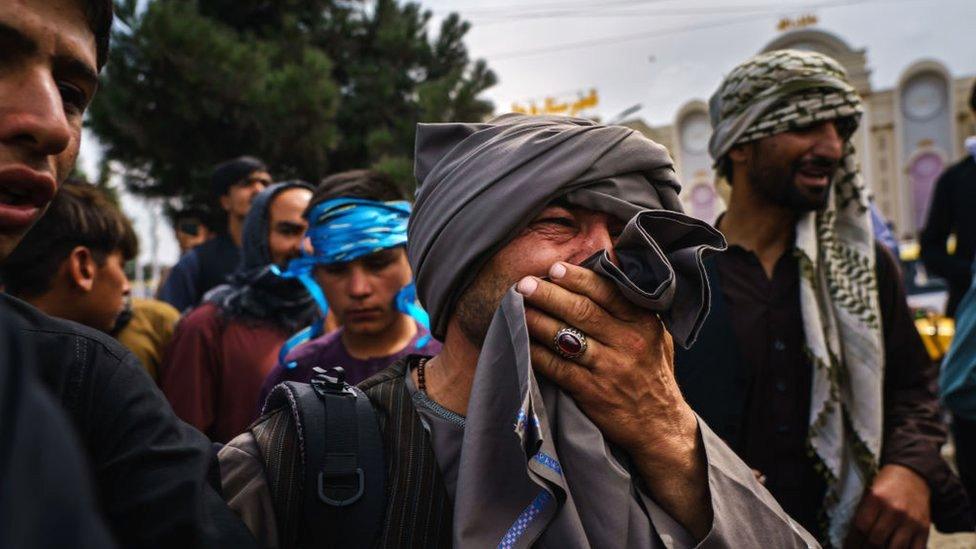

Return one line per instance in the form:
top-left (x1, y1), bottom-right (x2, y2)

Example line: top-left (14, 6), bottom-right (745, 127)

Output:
top-left (688, 182), bottom-right (718, 223)
top-left (908, 150), bottom-right (946, 230)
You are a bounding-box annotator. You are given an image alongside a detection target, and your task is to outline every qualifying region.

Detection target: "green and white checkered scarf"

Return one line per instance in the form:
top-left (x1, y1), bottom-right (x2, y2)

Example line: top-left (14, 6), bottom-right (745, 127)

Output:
top-left (709, 49), bottom-right (883, 547)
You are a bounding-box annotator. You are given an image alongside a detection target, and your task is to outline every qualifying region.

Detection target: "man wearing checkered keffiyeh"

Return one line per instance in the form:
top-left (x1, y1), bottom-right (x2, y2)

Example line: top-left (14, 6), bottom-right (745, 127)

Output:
top-left (675, 49), bottom-right (972, 547)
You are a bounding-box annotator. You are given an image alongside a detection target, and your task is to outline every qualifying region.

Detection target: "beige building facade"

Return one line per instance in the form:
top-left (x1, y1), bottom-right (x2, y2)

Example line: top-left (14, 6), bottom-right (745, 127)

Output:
top-left (624, 29), bottom-right (976, 239)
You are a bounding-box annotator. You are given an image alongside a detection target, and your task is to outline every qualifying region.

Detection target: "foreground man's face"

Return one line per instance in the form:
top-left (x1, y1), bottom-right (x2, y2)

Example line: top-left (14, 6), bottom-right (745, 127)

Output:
top-left (453, 203), bottom-right (624, 345)
top-left (0, 0), bottom-right (97, 259)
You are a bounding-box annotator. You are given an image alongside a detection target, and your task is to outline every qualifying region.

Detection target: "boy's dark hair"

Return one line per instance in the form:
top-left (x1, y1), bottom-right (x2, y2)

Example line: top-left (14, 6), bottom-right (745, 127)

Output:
top-left (211, 156), bottom-right (267, 198)
top-left (85, 0), bottom-right (113, 70)
top-left (307, 170), bottom-right (408, 216)
top-left (172, 204), bottom-right (219, 233)
top-left (0, 181), bottom-right (138, 298)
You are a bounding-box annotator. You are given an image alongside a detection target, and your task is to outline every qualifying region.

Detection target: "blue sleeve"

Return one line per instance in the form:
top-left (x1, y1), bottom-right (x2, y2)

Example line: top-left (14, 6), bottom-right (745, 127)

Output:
top-left (158, 251), bottom-right (202, 313)
top-left (869, 202), bottom-right (899, 257)
top-left (941, 270), bottom-right (976, 420)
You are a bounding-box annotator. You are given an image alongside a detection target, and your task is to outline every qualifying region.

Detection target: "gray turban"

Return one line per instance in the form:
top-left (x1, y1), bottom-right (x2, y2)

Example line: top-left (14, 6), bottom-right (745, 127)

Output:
top-left (409, 113), bottom-right (725, 347)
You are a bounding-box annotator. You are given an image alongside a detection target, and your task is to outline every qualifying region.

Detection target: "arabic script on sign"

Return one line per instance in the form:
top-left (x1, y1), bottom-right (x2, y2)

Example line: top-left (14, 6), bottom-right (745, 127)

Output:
top-left (511, 89), bottom-right (599, 117)
top-left (777, 14), bottom-right (818, 32)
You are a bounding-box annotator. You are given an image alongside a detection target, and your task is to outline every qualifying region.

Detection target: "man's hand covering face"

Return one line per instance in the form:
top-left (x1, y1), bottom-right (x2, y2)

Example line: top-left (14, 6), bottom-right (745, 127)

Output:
top-left (408, 113), bottom-right (726, 346)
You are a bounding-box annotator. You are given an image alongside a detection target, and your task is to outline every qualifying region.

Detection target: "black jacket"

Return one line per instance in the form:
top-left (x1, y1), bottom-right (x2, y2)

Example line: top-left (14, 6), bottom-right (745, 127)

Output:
top-left (158, 233), bottom-right (241, 312)
top-left (921, 155), bottom-right (976, 316)
top-left (0, 308), bottom-right (116, 549)
top-left (1, 293), bottom-right (254, 548)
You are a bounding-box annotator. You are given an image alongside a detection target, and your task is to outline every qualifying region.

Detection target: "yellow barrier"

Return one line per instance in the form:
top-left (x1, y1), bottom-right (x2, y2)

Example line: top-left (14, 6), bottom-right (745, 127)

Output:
top-left (914, 313), bottom-right (955, 362)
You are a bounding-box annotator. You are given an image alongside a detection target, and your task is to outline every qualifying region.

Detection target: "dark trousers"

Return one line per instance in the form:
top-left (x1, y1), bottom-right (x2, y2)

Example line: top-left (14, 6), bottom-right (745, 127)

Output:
top-left (953, 415), bottom-right (976, 522)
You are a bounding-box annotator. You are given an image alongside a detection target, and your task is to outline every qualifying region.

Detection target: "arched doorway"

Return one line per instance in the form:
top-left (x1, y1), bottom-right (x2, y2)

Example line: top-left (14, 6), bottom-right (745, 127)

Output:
top-left (688, 181), bottom-right (718, 223)
top-left (907, 150), bottom-right (946, 230)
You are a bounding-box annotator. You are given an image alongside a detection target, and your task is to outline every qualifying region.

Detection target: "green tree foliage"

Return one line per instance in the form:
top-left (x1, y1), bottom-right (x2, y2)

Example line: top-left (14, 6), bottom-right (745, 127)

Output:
top-left (89, 0), bottom-right (496, 206)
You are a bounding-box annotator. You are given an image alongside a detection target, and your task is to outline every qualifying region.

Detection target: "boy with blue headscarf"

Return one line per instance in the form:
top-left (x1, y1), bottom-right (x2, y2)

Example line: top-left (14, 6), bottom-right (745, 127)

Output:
top-left (258, 170), bottom-right (439, 407)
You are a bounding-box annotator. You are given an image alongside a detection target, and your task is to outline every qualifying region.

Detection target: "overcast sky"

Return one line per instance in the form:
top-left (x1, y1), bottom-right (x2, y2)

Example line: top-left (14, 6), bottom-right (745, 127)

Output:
top-left (81, 0), bottom-right (976, 269)
top-left (427, 0), bottom-right (976, 124)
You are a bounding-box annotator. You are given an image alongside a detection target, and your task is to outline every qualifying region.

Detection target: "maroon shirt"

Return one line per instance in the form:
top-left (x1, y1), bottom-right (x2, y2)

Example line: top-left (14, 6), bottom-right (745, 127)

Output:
top-left (716, 245), bottom-right (824, 529)
top-left (257, 321), bottom-right (441, 413)
top-left (161, 303), bottom-right (289, 443)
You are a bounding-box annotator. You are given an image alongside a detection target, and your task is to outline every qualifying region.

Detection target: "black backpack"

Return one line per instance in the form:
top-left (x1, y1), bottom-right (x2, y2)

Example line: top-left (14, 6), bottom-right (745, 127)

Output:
top-left (257, 367), bottom-right (386, 549)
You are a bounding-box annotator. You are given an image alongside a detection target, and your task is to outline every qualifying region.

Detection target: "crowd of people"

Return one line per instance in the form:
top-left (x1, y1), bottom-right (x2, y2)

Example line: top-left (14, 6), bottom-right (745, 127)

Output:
top-left (2, 1), bottom-right (975, 548)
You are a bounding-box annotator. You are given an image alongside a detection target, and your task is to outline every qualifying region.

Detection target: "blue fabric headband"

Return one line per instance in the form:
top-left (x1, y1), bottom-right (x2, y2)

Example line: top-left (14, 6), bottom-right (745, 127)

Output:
top-left (274, 197), bottom-right (430, 367)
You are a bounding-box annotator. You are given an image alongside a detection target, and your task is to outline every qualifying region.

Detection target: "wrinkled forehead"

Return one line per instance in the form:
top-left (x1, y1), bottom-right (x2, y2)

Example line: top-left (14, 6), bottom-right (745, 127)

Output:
top-left (230, 170), bottom-right (272, 189)
top-left (0, 0), bottom-right (97, 72)
top-left (538, 197), bottom-right (628, 226)
top-left (268, 188), bottom-right (312, 222)
top-left (554, 173), bottom-right (672, 224)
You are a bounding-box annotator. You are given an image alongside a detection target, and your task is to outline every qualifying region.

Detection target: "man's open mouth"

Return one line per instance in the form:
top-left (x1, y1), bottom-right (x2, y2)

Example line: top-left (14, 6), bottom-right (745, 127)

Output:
top-left (0, 185), bottom-right (37, 206)
top-left (0, 166), bottom-right (57, 228)
top-left (346, 307), bottom-right (383, 319)
top-left (795, 162), bottom-right (837, 191)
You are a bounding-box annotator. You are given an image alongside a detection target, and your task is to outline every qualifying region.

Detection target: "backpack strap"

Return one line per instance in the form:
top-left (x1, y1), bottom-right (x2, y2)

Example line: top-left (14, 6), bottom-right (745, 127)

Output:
top-left (260, 368), bottom-right (385, 549)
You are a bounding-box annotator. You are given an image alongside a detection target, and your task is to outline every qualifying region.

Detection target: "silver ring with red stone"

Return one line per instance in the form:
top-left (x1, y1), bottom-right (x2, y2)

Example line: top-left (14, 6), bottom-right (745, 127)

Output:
top-left (553, 327), bottom-right (588, 360)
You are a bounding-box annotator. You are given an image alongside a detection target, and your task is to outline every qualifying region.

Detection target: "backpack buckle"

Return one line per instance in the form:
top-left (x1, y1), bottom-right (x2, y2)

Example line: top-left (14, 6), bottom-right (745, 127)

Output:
top-left (310, 366), bottom-right (350, 397)
top-left (317, 452), bottom-right (365, 506)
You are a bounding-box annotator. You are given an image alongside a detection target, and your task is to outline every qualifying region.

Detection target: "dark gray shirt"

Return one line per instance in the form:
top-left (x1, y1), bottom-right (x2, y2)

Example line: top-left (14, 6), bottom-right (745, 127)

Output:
top-left (405, 363), bottom-right (465, 500)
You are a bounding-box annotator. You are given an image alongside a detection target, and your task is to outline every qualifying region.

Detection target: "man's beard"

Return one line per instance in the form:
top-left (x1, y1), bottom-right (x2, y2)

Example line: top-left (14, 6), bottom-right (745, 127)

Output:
top-left (749, 150), bottom-right (838, 212)
top-left (454, 268), bottom-right (515, 347)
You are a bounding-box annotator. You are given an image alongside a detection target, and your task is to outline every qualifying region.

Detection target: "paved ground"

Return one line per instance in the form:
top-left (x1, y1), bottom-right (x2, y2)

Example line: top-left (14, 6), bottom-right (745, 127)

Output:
top-left (930, 528), bottom-right (976, 548)
top-left (931, 436), bottom-right (976, 548)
